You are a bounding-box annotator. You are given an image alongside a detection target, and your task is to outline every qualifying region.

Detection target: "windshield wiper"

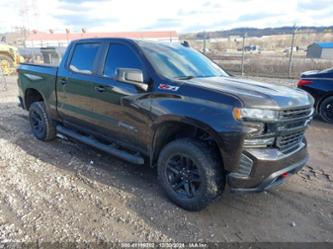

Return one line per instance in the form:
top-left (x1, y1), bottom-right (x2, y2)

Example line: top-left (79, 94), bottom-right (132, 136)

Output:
top-left (175, 76), bottom-right (196, 80)
top-left (176, 75), bottom-right (220, 80)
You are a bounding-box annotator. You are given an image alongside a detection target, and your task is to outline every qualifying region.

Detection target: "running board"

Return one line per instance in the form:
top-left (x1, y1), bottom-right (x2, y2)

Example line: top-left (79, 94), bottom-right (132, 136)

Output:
top-left (56, 126), bottom-right (144, 165)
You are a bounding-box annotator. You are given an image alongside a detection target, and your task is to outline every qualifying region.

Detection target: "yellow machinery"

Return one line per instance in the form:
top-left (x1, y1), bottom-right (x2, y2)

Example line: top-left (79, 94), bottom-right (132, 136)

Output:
top-left (0, 43), bottom-right (22, 75)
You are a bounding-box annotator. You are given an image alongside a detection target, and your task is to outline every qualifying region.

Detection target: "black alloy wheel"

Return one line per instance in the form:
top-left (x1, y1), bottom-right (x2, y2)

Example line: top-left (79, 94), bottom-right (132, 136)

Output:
top-left (158, 138), bottom-right (224, 211)
top-left (319, 96), bottom-right (333, 123)
top-left (30, 108), bottom-right (45, 137)
top-left (166, 154), bottom-right (201, 199)
top-left (29, 102), bottom-right (56, 141)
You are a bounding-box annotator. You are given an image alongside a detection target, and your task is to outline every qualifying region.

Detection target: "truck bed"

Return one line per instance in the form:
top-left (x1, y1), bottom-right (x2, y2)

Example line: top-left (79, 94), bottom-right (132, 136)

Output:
top-left (17, 63), bottom-right (59, 111)
top-left (18, 63), bottom-right (58, 76)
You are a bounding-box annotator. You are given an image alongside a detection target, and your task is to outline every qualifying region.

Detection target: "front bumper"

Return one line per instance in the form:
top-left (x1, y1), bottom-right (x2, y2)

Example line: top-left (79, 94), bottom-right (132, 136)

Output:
top-left (227, 143), bottom-right (308, 192)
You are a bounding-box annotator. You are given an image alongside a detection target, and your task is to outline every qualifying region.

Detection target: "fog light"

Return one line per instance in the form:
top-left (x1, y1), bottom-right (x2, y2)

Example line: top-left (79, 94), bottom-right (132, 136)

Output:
top-left (243, 137), bottom-right (275, 148)
top-left (244, 122), bottom-right (264, 137)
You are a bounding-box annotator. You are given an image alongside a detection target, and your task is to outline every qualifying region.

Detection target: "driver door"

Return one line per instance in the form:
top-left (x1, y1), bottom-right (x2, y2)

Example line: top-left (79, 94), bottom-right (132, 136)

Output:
top-left (90, 42), bottom-right (152, 153)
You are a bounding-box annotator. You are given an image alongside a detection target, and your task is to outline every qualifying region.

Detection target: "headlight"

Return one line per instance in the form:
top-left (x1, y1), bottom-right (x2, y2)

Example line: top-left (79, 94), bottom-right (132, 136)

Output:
top-left (233, 108), bottom-right (279, 122)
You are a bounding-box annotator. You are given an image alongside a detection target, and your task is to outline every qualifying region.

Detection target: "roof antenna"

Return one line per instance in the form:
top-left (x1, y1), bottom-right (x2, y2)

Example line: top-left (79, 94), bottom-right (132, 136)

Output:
top-left (181, 40), bottom-right (190, 47)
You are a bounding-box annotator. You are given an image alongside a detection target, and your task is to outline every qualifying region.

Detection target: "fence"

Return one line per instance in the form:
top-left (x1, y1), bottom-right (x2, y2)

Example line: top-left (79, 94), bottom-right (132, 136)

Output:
top-left (209, 53), bottom-right (333, 78)
top-left (188, 31), bottom-right (333, 79)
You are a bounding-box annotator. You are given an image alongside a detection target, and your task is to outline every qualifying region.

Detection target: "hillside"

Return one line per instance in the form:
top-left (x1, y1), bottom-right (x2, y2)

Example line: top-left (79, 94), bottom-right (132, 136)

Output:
top-left (182, 26), bottom-right (333, 39)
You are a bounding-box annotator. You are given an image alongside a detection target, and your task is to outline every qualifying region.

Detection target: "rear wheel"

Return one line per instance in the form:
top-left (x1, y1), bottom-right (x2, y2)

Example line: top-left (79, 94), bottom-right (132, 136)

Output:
top-left (29, 102), bottom-right (56, 141)
top-left (157, 138), bottom-right (224, 211)
top-left (319, 96), bottom-right (333, 123)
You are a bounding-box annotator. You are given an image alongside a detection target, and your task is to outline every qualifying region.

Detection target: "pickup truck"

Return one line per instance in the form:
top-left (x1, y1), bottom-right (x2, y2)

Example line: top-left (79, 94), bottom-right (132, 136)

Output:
top-left (17, 38), bottom-right (314, 211)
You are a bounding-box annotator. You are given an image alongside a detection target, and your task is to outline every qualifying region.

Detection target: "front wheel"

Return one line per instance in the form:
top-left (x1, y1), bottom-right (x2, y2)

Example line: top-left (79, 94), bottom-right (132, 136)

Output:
top-left (157, 138), bottom-right (224, 211)
top-left (319, 96), bottom-right (333, 123)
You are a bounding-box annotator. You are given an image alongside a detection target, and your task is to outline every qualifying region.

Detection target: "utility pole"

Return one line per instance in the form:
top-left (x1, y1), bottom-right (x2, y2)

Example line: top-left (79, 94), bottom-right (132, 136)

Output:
top-left (19, 0), bottom-right (29, 47)
top-left (241, 33), bottom-right (247, 76)
top-left (203, 31), bottom-right (207, 54)
top-left (65, 28), bottom-right (70, 45)
top-left (288, 25), bottom-right (297, 78)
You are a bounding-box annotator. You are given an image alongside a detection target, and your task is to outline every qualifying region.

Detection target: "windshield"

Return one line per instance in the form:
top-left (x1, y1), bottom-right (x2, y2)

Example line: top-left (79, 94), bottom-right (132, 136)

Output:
top-left (137, 41), bottom-right (228, 80)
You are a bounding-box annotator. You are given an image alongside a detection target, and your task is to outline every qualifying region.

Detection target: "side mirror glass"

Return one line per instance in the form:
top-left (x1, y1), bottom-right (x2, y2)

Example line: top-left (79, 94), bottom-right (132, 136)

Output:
top-left (116, 68), bottom-right (148, 91)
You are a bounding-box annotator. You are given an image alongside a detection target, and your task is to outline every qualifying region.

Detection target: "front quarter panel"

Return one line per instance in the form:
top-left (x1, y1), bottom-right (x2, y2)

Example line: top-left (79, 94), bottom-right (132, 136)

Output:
top-left (150, 83), bottom-right (244, 171)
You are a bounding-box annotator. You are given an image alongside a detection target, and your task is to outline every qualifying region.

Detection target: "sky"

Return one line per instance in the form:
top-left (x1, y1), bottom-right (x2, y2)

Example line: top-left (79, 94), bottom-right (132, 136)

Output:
top-left (0, 0), bottom-right (332, 33)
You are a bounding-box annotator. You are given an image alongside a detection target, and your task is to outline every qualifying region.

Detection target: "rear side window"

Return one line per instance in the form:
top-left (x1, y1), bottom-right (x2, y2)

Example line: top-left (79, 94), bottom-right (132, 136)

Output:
top-left (69, 43), bottom-right (101, 74)
top-left (103, 44), bottom-right (143, 78)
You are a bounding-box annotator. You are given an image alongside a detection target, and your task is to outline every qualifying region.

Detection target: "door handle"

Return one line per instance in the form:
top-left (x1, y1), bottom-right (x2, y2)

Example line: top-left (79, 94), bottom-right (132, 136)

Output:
top-left (95, 85), bottom-right (106, 93)
top-left (60, 78), bottom-right (67, 85)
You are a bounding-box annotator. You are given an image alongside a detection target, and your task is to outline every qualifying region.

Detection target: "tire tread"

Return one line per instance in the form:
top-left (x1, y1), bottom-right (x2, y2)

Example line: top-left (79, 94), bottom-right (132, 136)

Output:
top-left (157, 138), bottom-right (224, 211)
top-left (29, 101), bottom-right (56, 141)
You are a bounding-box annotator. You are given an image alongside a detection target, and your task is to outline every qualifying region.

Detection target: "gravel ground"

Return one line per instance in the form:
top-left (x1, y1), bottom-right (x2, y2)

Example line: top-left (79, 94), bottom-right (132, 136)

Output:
top-left (0, 75), bottom-right (332, 243)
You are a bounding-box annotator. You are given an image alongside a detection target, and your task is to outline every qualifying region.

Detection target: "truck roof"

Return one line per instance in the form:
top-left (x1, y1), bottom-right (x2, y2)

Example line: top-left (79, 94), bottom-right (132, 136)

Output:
top-left (71, 37), bottom-right (143, 45)
top-left (70, 37), bottom-right (181, 47)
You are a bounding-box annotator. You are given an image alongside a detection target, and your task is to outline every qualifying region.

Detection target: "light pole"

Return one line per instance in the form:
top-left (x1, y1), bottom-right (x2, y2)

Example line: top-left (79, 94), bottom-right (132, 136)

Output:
top-left (203, 31), bottom-right (207, 54)
top-left (288, 25), bottom-right (297, 78)
top-left (65, 28), bottom-right (70, 45)
top-left (82, 28), bottom-right (86, 38)
top-left (241, 32), bottom-right (247, 76)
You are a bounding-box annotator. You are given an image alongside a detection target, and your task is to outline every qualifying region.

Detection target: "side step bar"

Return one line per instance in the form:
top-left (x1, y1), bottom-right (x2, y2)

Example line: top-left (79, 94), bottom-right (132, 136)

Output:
top-left (56, 126), bottom-right (144, 165)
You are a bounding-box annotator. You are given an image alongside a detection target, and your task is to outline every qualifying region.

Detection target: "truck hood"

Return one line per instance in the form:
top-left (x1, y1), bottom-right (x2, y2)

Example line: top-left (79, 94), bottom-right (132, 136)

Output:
top-left (183, 76), bottom-right (313, 109)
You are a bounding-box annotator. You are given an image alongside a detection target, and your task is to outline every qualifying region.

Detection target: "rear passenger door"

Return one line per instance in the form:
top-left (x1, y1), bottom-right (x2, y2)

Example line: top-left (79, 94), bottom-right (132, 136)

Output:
top-left (56, 41), bottom-right (104, 128)
top-left (90, 42), bottom-right (152, 153)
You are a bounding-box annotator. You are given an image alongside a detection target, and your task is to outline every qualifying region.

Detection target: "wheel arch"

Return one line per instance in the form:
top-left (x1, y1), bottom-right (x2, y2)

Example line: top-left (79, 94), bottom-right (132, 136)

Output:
top-left (24, 88), bottom-right (45, 110)
top-left (149, 116), bottom-right (225, 170)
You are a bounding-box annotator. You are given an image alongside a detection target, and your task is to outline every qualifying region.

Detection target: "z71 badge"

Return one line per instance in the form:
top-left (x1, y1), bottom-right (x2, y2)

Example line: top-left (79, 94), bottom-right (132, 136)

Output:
top-left (158, 84), bottom-right (180, 91)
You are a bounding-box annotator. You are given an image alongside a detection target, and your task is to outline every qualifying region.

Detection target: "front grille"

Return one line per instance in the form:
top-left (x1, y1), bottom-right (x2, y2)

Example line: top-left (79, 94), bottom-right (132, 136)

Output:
top-left (276, 106), bottom-right (313, 153)
top-left (280, 106), bottom-right (313, 121)
top-left (276, 131), bottom-right (304, 153)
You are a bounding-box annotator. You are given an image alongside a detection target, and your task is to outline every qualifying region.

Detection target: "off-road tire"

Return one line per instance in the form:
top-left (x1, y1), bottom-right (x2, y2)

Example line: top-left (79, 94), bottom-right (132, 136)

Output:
top-left (29, 101), bottom-right (56, 141)
top-left (157, 138), bottom-right (224, 211)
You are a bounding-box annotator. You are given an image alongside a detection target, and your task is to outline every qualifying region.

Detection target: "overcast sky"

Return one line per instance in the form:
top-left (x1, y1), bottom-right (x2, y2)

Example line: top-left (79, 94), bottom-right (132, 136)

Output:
top-left (0, 0), bottom-right (332, 33)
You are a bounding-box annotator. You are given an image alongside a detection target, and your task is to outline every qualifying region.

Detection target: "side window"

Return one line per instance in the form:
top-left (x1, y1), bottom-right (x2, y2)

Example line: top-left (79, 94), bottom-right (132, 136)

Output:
top-left (104, 44), bottom-right (143, 78)
top-left (69, 43), bottom-right (101, 74)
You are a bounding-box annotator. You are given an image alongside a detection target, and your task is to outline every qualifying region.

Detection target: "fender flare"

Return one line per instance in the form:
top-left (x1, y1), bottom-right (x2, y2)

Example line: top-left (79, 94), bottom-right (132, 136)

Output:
top-left (24, 87), bottom-right (47, 110)
top-left (149, 115), bottom-right (226, 167)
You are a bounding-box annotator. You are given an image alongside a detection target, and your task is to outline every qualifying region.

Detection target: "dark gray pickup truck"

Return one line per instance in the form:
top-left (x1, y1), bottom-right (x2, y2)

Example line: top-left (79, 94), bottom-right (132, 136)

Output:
top-left (17, 38), bottom-right (314, 210)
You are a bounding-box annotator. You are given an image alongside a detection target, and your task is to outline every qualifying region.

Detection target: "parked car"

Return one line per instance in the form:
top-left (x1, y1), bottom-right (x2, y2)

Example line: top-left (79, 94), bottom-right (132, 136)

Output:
top-left (17, 38), bottom-right (314, 210)
top-left (297, 68), bottom-right (333, 123)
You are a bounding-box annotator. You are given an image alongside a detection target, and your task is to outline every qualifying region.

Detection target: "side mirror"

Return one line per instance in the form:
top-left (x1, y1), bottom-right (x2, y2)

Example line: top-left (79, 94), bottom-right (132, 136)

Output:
top-left (116, 68), bottom-right (148, 91)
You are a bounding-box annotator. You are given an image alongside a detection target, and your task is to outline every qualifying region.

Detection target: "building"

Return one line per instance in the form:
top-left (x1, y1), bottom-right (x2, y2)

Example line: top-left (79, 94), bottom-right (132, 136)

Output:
top-left (307, 42), bottom-right (333, 59)
top-left (24, 31), bottom-right (178, 48)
